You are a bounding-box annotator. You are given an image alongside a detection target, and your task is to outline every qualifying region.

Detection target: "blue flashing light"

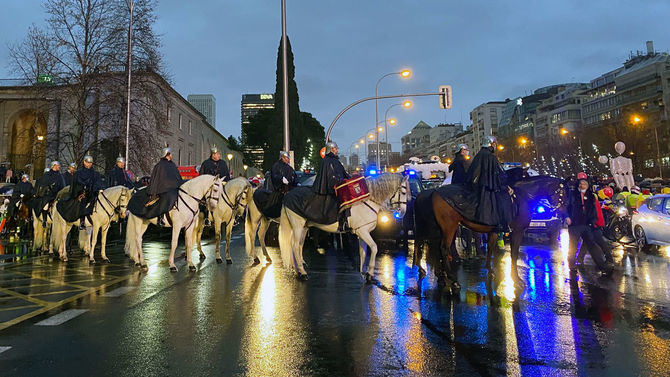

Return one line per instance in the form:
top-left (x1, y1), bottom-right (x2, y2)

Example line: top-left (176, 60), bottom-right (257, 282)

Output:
top-left (368, 169), bottom-right (377, 175)
top-left (408, 170), bottom-right (416, 175)
top-left (393, 211), bottom-right (402, 219)
top-left (536, 205), bottom-right (546, 214)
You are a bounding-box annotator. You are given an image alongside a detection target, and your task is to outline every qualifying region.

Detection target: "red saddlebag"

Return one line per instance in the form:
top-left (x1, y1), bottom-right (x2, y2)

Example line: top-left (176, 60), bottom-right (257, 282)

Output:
top-left (335, 176), bottom-right (370, 206)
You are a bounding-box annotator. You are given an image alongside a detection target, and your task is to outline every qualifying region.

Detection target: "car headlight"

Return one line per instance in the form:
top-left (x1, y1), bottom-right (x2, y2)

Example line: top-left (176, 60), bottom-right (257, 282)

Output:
top-left (618, 207), bottom-right (628, 216)
top-left (380, 214), bottom-right (389, 223)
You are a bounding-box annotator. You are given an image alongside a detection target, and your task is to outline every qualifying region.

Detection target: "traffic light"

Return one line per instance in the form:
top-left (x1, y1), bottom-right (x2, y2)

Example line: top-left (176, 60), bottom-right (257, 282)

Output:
top-left (439, 85), bottom-right (452, 109)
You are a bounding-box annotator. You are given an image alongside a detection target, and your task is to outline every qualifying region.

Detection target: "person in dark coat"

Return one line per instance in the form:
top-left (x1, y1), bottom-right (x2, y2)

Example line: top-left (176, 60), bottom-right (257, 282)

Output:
top-left (63, 163), bottom-right (76, 186)
top-left (271, 151), bottom-right (297, 193)
top-left (449, 143), bottom-right (469, 185)
top-left (33, 161), bottom-right (65, 225)
top-left (312, 141), bottom-right (350, 229)
top-left (72, 155), bottom-right (104, 229)
top-left (107, 156), bottom-right (134, 188)
top-left (8, 174), bottom-right (33, 218)
top-left (565, 175), bottom-right (613, 275)
top-left (148, 147), bottom-right (183, 205)
top-left (465, 136), bottom-right (513, 230)
top-left (199, 146), bottom-right (230, 181)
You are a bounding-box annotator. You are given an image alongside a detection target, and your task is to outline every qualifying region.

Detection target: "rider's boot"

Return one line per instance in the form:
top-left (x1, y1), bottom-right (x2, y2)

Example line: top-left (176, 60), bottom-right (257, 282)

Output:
top-left (338, 209), bottom-right (350, 232)
top-left (79, 219), bottom-right (86, 230)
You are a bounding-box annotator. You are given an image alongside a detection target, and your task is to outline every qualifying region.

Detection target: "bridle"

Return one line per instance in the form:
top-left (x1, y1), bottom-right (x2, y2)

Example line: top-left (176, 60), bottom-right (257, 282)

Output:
top-left (94, 187), bottom-right (130, 221)
top-left (177, 177), bottom-right (221, 217)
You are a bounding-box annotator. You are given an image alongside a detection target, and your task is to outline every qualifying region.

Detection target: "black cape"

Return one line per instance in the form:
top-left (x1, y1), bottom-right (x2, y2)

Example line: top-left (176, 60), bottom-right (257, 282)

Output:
top-left (270, 160), bottom-right (297, 193)
top-left (464, 147), bottom-right (510, 227)
top-left (449, 153), bottom-right (468, 185)
top-left (56, 167), bottom-right (103, 222)
top-left (149, 158), bottom-right (183, 196)
top-left (199, 158), bottom-right (230, 181)
top-left (107, 166), bottom-right (134, 188)
top-left (283, 153), bottom-right (349, 224)
top-left (32, 169), bottom-right (65, 213)
top-left (127, 187), bottom-right (179, 219)
top-left (252, 160), bottom-right (298, 219)
top-left (62, 171), bottom-right (75, 186)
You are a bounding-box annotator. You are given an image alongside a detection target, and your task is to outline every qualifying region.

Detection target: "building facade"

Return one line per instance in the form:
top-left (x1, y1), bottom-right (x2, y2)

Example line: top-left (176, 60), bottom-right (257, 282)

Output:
top-left (241, 94), bottom-right (275, 169)
top-left (187, 94), bottom-right (216, 127)
top-left (470, 101), bottom-right (507, 147)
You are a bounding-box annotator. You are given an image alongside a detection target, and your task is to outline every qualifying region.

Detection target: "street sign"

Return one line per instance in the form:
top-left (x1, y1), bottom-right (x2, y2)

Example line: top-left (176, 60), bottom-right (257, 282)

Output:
top-left (439, 85), bottom-right (452, 109)
top-left (37, 74), bottom-right (53, 84)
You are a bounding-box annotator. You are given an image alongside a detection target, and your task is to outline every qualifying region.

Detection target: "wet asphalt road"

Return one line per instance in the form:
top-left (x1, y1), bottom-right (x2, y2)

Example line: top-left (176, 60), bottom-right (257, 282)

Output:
top-left (1, 228), bottom-right (669, 376)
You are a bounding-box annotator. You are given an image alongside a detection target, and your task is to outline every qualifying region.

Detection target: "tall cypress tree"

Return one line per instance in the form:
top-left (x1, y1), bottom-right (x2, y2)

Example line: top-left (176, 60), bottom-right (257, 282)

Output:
top-left (244, 37), bottom-right (324, 172)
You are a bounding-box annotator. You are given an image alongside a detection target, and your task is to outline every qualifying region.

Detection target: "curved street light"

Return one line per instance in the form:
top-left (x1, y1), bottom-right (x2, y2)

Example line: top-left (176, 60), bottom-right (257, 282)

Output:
top-left (375, 69), bottom-right (412, 167)
top-left (382, 100), bottom-right (413, 168)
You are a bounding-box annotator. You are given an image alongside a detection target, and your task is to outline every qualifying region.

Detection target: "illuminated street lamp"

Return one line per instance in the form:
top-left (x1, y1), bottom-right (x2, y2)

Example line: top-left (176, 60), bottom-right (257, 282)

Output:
top-left (402, 100), bottom-right (413, 108)
top-left (519, 137), bottom-right (528, 145)
top-left (243, 164), bottom-right (248, 170)
top-left (631, 114), bottom-right (662, 178)
top-left (560, 128), bottom-right (569, 135)
top-left (37, 135), bottom-right (44, 141)
top-left (375, 69), bottom-right (412, 167)
top-left (388, 118), bottom-right (397, 125)
top-left (227, 153), bottom-right (233, 161)
top-left (377, 126), bottom-right (384, 133)
top-left (497, 144), bottom-right (505, 151)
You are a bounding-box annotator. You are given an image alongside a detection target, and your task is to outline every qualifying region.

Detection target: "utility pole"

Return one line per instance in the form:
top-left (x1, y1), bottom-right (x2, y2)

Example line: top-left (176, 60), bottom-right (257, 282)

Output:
top-left (281, 0), bottom-right (291, 165)
top-left (124, 0), bottom-right (134, 170)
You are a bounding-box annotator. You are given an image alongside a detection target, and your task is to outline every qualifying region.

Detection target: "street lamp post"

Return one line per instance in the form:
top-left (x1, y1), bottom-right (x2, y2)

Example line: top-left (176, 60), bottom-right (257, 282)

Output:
top-left (632, 115), bottom-right (663, 178)
top-left (124, 0), bottom-right (135, 171)
top-left (281, 0), bottom-right (290, 155)
top-left (383, 100), bottom-right (412, 168)
top-left (375, 69), bottom-right (411, 168)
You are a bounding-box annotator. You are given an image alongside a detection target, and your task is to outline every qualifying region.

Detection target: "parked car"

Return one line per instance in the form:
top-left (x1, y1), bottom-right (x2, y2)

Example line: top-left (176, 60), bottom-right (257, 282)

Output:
top-left (632, 194), bottom-right (670, 250)
top-left (525, 197), bottom-right (563, 244)
top-left (371, 172), bottom-right (423, 250)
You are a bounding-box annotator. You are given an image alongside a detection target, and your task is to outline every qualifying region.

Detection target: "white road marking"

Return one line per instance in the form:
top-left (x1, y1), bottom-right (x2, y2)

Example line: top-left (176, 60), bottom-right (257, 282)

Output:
top-left (103, 286), bottom-right (136, 297)
top-left (0, 346), bottom-right (11, 355)
top-left (35, 309), bottom-right (88, 326)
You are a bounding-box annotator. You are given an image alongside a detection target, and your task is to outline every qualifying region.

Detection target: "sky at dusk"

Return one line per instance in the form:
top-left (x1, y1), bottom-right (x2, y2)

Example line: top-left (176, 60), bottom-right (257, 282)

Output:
top-left (2, 0), bottom-right (670, 154)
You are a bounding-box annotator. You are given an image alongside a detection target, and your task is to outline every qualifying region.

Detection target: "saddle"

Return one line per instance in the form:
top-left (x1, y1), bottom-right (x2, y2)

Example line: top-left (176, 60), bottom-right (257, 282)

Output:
top-left (253, 188), bottom-right (284, 219)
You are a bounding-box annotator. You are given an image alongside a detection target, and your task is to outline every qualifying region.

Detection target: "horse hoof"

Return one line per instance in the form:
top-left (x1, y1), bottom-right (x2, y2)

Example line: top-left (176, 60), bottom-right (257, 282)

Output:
top-left (169, 266), bottom-right (178, 273)
top-left (135, 262), bottom-right (141, 267)
top-left (226, 259), bottom-right (233, 265)
top-left (89, 259), bottom-right (96, 265)
top-left (141, 264), bottom-right (148, 270)
top-left (364, 273), bottom-right (374, 284)
top-left (297, 273), bottom-right (309, 281)
top-left (266, 256), bottom-right (273, 263)
top-left (199, 254), bottom-right (206, 261)
top-left (188, 265), bottom-right (196, 272)
top-left (216, 258), bottom-right (223, 264)
top-left (252, 258), bottom-right (261, 266)
top-left (103, 258), bottom-right (111, 264)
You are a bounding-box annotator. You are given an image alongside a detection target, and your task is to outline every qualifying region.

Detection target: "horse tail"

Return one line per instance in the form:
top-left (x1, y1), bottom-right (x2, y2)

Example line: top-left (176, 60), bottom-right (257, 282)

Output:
top-left (413, 190), bottom-right (442, 271)
top-left (244, 198), bottom-right (257, 257)
top-left (278, 207), bottom-right (293, 269)
top-left (125, 215), bottom-right (138, 258)
top-left (33, 210), bottom-right (44, 251)
top-left (51, 210), bottom-right (64, 252)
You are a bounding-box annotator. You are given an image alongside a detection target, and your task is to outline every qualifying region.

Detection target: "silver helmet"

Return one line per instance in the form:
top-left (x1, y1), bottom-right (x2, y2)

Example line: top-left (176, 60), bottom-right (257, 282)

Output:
top-left (210, 145), bottom-right (219, 155)
top-left (279, 151), bottom-right (290, 159)
top-left (116, 156), bottom-right (125, 164)
top-left (481, 136), bottom-right (497, 148)
top-left (83, 155), bottom-right (94, 163)
top-left (325, 141), bottom-right (339, 151)
top-left (50, 160), bottom-right (61, 169)
top-left (456, 143), bottom-right (468, 152)
top-left (68, 162), bottom-right (77, 169)
top-left (161, 146), bottom-right (172, 157)
top-left (22, 174), bottom-right (29, 180)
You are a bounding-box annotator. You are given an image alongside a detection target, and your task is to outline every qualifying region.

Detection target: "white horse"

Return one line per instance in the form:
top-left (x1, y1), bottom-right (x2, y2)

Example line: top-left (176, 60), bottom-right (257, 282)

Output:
top-left (87, 186), bottom-right (132, 264)
top-left (125, 174), bottom-right (222, 272)
top-left (51, 196), bottom-right (92, 262)
top-left (244, 187), bottom-right (278, 265)
top-left (32, 187), bottom-right (70, 254)
top-left (279, 173), bottom-right (409, 282)
top-left (193, 177), bottom-right (251, 264)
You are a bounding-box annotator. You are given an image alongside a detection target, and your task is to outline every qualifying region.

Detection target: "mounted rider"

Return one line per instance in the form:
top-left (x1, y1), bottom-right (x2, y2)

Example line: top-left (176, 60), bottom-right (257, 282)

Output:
top-left (7, 174), bottom-right (33, 219)
top-left (75, 155), bottom-right (104, 229)
top-left (107, 156), bottom-right (134, 189)
top-left (271, 151), bottom-right (297, 193)
top-left (198, 145), bottom-right (229, 226)
top-left (313, 141), bottom-right (350, 229)
top-left (465, 136), bottom-right (514, 231)
top-left (63, 163), bottom-right (76, 186)
top-left (449, 143), bottom-right (469, 185)
top-left (32, 160), bottom-right (66, 226)
top-left (146, 147), bottom-right (182, 225)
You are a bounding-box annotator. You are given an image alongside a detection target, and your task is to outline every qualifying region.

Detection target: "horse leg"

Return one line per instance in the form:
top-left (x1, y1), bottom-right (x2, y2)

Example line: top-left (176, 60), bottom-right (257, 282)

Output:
top-left (224, 220), bottom-right (234, 264)
top-left (358, 238), bottom-right (367, 275)
top-left (292, 226), bottom-right (308, 279)
top-left (100, 226), bottom-right (111, 263)
top-left (413, 238), bottom-right (426, 280)
top-left (59, 224), bottom-right (69, 262)
top-left (89, 224), bottom-right (100, 264)
top-left (168, 225), bottom-right (180, 272)
top-left (214, 220), bottom-right (223, 264)
top-left (356, 231), bottom-right (379, 283)
top-left (185, 221), bottom-right (196, 272)
top-left (509, 230), bottom-right (525, 286)
top-left (487, 232), bottom-right (499, 279)
top-left (258, 218), bottom-right (271, 263)
top-left (431, 195), bottom-right (460, 291)
top-left (195, 213), bottom-right (205, 260)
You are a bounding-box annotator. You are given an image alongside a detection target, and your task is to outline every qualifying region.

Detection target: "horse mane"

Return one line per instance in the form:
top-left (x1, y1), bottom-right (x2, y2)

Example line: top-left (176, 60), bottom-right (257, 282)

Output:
top-left (225, 176), bottom-right (250, 191)
top-left (365, 173), bottom-right (401, 203)
top-left (182, 174), bottom-right (215, 190)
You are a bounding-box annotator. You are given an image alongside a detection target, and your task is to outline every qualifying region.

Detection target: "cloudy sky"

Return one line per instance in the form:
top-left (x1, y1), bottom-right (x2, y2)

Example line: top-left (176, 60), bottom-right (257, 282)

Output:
top-left (2, 0), bottom-right (669, 154)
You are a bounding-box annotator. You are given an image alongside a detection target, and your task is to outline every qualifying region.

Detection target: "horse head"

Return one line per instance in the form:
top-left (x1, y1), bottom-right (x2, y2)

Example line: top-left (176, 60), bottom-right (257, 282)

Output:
top-left (207, 176), bottom-right (223, 211)
top-left (117, 187), bottom-right (133, 219)
top-left (389, 175), bottom-right (410, 218)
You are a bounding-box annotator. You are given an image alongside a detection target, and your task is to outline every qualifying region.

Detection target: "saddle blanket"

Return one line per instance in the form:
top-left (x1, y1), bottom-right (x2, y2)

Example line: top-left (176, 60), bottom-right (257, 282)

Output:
top-left (128, 187), bottom-right (179, 219)
top-left (253, 188), bottom-right (283, 219)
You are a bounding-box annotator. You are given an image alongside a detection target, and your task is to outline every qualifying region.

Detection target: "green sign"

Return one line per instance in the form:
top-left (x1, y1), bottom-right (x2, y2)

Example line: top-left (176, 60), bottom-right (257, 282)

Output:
top-left (37, 74), bottom-right (53, 84)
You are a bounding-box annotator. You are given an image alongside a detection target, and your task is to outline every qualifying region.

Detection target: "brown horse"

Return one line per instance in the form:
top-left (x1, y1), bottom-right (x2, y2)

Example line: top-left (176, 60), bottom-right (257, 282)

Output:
top-left (8, 195), bottom-right (33, 237)
top-left (414, 176), bottom-right (567, 295)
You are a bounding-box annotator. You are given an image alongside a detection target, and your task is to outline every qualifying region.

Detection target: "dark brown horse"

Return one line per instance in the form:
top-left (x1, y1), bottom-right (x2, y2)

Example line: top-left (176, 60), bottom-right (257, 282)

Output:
top-left (8, 194), bottom-right (33, 237)
top-left (413, 176), bottom-right (567, 294)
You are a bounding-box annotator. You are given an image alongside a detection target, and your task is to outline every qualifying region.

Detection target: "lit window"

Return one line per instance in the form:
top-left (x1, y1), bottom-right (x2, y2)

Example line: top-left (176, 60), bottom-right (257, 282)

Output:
top-left (644, 159), bottom-right (654, 168)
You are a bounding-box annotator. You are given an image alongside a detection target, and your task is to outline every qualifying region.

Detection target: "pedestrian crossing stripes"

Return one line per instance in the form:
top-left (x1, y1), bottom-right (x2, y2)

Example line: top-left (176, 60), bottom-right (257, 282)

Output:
top-left (35, 309), bottom-right (88, 326)
top-left (103, 286), bottom-right (136, 297)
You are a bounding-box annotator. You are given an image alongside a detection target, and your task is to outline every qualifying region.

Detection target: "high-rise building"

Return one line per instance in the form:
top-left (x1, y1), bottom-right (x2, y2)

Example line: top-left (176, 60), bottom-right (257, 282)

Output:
top-left (187, 94), bottom-right (216, 127)
top-left (241, 94), bottom-right (275, 142)
top-left (470, 101), bottom-right (508, 147)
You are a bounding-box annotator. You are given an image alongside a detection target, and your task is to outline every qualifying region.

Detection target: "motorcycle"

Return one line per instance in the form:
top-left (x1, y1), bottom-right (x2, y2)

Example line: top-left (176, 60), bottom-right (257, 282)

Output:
top-left (602, 199), bottom-right (634, 245)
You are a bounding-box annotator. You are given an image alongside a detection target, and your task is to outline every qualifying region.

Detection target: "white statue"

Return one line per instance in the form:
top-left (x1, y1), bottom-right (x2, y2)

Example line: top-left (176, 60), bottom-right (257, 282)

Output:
top-left (610, 141), bottom-right (634, 190)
